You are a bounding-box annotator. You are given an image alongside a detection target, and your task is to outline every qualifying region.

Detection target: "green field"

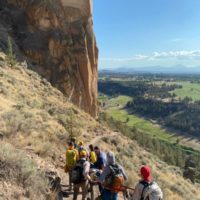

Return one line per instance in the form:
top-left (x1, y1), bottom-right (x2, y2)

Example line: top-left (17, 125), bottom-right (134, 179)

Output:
top-left (106, 95), bottom-right (132, 107)
top-left (153, 80), bottom-right (200, 101)
top-left (106, 108), bottom-right (178, 143)
top-left (172, 82), bottom-right (200, 101)
top-left (98, 94), bottom-right (108, 101)
top-left (104, 96), bottom-right (180, 144)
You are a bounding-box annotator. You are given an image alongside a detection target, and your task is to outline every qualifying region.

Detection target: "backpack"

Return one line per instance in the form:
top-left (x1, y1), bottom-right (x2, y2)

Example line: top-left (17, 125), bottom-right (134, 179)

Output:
top-left (140, 181), bottom-right (163, 200)
top-left (66, 149), bottom-right (77, 168)
top-left (105, 164), bottom-right (124, 192)
top-left (71, 160), bottom-right (86, 184)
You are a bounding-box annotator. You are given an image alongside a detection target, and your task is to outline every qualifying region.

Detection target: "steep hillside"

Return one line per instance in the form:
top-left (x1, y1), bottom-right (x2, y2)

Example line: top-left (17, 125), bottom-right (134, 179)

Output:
top-left (0, 0), bottom-right (98, 117)
top-left (0, 53), bottom-right (200, 199)
top-left (0, 52), bottom-right (99, 199)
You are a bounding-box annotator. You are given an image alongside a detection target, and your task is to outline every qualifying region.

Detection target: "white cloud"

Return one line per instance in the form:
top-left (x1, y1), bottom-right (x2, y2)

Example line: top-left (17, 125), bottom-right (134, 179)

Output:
top-left (100, 50), bottom-right (200, 62)
top-left (169, 38), bottom-right (184, 42)
top-left (152, 50), bottom-right (200, 59)
top-left (101, 54), bottom-right (148, 62)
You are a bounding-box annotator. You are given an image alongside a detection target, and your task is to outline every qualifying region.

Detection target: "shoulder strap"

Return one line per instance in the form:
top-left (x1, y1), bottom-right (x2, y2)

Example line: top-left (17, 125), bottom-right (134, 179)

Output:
top-left (108, 164), bottom-right (114, 173)
top-left (140, 181), bottom-right (152, 200)
top-left (109, 164), bottom-right (117, 171)
top-left (78, 159), bottom-right (86, 165)
top-left (110, 163), bottom-right (120, 170)
top-left (107, 164), bottom-right (116, 177)
top-left (109, 164), bottom-right (123, 177)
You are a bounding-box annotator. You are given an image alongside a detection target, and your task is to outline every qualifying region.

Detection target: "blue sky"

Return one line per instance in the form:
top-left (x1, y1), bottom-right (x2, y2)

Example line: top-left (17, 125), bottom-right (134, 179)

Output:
top-left (93, 0), bottom-right (200, 69)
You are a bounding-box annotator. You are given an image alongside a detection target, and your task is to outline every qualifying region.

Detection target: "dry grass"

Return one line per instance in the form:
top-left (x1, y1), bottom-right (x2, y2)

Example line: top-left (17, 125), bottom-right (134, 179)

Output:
top-left (0, 61), bottom-right (95, 161)
top-left (0, 142), bottom-right (48, 199)
top-left (0, 56), bottom-right (98, 199)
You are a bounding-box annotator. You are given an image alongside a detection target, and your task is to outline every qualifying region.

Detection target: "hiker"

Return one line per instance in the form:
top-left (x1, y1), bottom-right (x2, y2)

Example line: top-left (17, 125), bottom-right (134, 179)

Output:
top-left (71, 137), bottom-right (78, 149)
top-left (90, 146), bottom-right (107, 196)
top-left (99, 151), bottom-right (128, 200)
top-left (65, 142), bottom-right (79, 191)
top-left (131, 165), bottom-right (163, 200)
top-left (78, 141), bottom-right (88, 156)
top-left (71, 150), bottom-right (91, 200)
top-left (89, 144), bottom-right (97, 164)
top-left (92, 146), bottom-right (107, 170)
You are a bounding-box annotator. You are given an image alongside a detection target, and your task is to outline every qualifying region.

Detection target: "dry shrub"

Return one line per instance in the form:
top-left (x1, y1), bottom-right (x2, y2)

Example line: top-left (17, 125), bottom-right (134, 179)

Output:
top-left (125, 170), bottom-right (139, 187)
top-left (0, 142), bottom-right (48, 199)
top-left (34, 141), bottom-right (52, 157)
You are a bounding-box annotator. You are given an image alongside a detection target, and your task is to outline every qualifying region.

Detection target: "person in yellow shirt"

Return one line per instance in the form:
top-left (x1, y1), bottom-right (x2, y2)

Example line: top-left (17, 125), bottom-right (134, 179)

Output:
top-left (89, 144), bottom-right (97, 164)
top-left (78, 141), bottom-right (89, 157)
top-left (65, 142), bottom-right (79, 191)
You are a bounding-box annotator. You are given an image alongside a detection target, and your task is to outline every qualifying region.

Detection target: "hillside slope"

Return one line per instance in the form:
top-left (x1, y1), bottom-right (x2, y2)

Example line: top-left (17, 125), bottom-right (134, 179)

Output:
top-left (0, 52), bottom-right (99, 199)
top-left (0, 54), bottom-right (200, 199)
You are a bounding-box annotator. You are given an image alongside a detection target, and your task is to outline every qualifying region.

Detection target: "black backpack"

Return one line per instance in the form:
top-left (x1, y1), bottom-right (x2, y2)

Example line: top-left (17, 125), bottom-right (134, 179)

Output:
top-left (71, 159), bottom-right (86, 184)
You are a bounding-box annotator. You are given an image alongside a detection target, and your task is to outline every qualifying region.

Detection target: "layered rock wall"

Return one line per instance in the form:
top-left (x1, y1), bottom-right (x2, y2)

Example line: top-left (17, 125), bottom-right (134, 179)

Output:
top-left (0, 0), bottom-right (98, 117)
top-left (61, 0), bottom-right (92, 17)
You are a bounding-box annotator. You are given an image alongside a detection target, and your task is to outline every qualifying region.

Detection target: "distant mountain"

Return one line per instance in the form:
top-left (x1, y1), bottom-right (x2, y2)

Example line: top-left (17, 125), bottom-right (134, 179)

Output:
top-left (100, 65), bottom-right (200, 74)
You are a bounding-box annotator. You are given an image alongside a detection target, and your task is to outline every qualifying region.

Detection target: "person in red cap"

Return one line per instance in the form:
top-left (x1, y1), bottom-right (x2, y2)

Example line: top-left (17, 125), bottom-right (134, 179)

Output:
top-left (131, 165), bottom-right (163, 200)
top-left (140, 165), bottom-right (152, 182)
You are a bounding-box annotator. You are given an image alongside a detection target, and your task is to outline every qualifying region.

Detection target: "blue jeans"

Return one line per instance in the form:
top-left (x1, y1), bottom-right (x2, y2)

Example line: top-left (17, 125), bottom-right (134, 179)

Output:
top-left (102, 189), bottom-right (118, 200)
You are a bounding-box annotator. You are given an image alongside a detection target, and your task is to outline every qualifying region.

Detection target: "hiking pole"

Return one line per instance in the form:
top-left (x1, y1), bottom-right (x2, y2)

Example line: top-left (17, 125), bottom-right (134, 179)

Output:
top-left (94, 183), bottom-right (135, 192)
top-left (121, 185), bottom-right (135, 191)
top-left (121, 186), bottom-right (135, 200)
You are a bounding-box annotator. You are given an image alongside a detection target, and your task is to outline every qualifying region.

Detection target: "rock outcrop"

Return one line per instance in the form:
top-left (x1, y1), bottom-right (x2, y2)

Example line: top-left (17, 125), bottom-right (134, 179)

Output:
top-left (0, 0), bottom-right (98, 117)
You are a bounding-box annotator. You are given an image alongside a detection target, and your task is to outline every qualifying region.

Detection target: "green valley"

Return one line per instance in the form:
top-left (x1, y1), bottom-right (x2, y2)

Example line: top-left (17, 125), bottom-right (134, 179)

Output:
top-left (99, 73), bottom-right (200, 183)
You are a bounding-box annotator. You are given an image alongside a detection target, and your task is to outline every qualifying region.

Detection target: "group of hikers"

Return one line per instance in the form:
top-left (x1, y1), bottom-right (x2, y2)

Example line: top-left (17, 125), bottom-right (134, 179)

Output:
top-left (64, 137), bottom-right (163, 200)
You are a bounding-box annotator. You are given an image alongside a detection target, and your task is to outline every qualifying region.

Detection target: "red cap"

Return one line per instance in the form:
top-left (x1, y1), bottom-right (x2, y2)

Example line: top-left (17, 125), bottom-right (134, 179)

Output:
top-left (140, 166), bottom-right (152, 182)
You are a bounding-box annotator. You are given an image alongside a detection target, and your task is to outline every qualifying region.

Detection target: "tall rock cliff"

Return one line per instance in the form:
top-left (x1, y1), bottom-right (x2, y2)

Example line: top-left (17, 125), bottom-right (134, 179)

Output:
top-left (0, 0), bottom-right (98, 117)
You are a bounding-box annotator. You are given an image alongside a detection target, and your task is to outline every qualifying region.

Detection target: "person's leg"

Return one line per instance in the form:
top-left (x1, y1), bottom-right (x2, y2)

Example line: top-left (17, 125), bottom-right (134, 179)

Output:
top-left (98, 184), bottom-right (103, 195)
top-left (69, 170), bottom-right (72, 190)
top-left (81, 181), bottom-right (89, 200)
top-left (111, 192), bottom-right (118, 200)
top-left (102, 189), bottom-right (111, 200)
top-left (73, 184), bottom-right (79, 200)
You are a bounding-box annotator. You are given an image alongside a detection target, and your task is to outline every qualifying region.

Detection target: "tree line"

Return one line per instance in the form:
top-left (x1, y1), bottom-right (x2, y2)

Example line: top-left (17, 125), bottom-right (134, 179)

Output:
top-left (126, 97), bottom-right (200, 138)
top-left (98, 80), bottom-right (181, 99)
top-left (99, 112), bottom-right (200, 183)
top-left (99, 80), bottom-right (200, 138)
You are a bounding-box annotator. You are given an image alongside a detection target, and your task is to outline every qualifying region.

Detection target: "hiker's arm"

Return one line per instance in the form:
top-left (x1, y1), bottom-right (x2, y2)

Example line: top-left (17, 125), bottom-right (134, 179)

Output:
top-left (65, 151), bottom-right (68, 166)
top-left (120, 166), bottom-right (128, 181)
top-left (83, 161), bottom-right (91, 180)
top-left (98, 166), bottom-right (110, 182)
top-left (99, 157), bottom-right (105, 170)
top-left (75, 150), bottom-right (79, 161)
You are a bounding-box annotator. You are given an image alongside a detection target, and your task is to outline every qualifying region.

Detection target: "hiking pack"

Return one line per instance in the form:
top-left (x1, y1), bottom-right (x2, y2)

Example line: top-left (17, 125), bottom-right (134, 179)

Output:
top-left (71, 159), bottom-right (86, 184)
top-left (66, 149), bottom-right (77, 168)
top-left (105, 164), bottom-right (124, 192)
top-left (140, 181), bottom-right (163, 200)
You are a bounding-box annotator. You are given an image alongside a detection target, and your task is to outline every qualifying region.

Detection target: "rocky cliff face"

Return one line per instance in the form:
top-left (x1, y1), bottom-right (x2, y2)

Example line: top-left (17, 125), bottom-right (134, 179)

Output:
top-left (0, 0), bottom-right (98, 117)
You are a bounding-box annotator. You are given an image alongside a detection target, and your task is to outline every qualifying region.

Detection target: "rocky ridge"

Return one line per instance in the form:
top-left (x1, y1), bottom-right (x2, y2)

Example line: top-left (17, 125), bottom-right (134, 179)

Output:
top-left (0, 0), bottom-right (98, 117)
